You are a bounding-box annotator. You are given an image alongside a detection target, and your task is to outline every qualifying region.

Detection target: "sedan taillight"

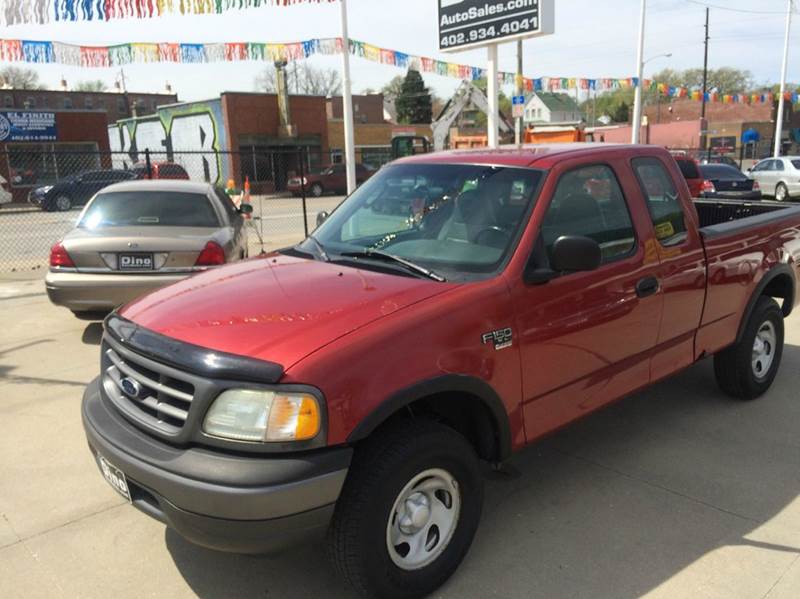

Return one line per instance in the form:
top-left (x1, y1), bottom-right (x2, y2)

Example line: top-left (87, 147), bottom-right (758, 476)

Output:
top-left (701, 180), bottom-right (716, 194)
top-left (753, 180), bottom-right (760, 191)
top-left (195, 241), bottom-right (226, 266)
top-left (49, 241), bottom-right (75, 268)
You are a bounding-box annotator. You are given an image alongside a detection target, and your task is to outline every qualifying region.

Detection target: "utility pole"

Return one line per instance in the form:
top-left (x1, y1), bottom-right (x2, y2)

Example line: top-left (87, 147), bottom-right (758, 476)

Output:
top-left (487, 44), bottom-right (499, 148)
top-left (774, 0), bottom-right (793, 158)
top-left (631, 0), bottom-right (646, 144)
top-left (515, 39), bottom-right (523, 146)
top-left (338, 0), bottom-right (356, 194)
top-left (701, 7), bottom-right (709, 120)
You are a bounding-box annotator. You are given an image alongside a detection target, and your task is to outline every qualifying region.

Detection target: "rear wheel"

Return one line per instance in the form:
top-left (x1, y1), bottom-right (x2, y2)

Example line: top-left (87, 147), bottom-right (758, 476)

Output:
top-left (775, 183), bottom-right (790, 202)
top-left (714, 296), bottom-right (784, 400)
top-left (54, 195), bottom-right (72, 211)
top-left (310, 183), bottom-right (324, 197)
top-left (328, 419), bottom-right (483, 598)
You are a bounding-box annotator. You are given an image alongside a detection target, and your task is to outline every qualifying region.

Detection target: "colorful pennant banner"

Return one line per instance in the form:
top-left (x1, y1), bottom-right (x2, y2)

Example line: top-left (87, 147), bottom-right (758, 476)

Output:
top-left (0, 0), bottom-right (337, 26)
top-left (0, 36), bottom-right (797, 105)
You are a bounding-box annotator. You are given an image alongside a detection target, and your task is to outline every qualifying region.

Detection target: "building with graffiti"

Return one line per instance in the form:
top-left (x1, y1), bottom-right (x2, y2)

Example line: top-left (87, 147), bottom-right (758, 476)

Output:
top-left (108, 92), bottom-right (329, 192)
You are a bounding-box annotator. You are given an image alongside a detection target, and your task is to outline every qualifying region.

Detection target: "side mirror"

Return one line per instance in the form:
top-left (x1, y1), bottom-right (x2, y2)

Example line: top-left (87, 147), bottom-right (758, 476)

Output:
top-left (238, 203), bottom-right (253, 215)
top-left (525, 235), bottom-right (601, 284)
top-left (551, 235), bottom-right (602, 272)
top-left (316, 210), bottom-right (330, 227)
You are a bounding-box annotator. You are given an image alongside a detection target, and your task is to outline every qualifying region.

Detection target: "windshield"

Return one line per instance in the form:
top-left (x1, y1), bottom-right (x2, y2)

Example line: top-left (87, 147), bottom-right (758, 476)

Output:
top-left (303, 163), bottom-right (543, 281)
top-left (79, 191), bottom-right (220, 228)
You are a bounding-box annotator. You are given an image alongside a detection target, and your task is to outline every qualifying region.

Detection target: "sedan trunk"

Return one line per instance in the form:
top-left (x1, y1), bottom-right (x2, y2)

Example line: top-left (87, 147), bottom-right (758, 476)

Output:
top-left (63, 226), bottom-right (222, 272)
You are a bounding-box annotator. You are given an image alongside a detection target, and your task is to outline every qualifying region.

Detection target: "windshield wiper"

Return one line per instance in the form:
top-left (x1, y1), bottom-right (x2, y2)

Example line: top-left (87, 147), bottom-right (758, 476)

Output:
top-left (339, 250), bottom-right (446, 282)
top-left (306, 234), bottom-right (330, 262)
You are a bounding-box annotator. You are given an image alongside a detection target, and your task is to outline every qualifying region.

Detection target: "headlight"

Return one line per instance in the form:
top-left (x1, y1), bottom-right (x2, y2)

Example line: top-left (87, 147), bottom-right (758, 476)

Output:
top-left (203, 389), bottom-right (321, 443)
top-left (39, 186), bottom-right (53, 194)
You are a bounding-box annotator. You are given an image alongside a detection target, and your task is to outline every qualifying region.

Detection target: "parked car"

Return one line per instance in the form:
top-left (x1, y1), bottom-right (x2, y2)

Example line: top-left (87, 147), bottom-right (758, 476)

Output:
top-left (29, 169), bottom-right (138, 212)
top-left (0, 175), bottom-right (12, 205)
top-left (131, 161), bottom-right (191, 180)
top-left (747, 156), bottom-right (800, 201)
top-left (701, 155), bottom-right (740, 169)
top-left (699, 163), bottom-right (761, 201)
top-left (670, 153), bottom-right (706, 197)
top-left (82, 145), bottom-right (800, 598)
top-left (46, 180), bottom-right (251, 317)
top-left (287, 163), bottom-right (374, 197)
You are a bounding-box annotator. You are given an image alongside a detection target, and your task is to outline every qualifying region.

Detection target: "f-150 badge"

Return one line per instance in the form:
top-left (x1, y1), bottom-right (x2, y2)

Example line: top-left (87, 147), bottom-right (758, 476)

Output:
top-left (482, 328), bottom-right (513, 350)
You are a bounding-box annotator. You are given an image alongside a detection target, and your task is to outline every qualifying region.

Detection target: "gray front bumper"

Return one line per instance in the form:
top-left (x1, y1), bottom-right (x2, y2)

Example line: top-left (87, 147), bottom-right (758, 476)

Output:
top-left (82, 378), bottom-right (352, 553)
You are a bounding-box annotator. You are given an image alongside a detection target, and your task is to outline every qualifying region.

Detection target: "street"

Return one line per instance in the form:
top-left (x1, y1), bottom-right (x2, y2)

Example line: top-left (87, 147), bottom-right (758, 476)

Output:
top-left (0, 195), bottom-right (345, 273)
top-left (1, 275), bottom-right (799, 599)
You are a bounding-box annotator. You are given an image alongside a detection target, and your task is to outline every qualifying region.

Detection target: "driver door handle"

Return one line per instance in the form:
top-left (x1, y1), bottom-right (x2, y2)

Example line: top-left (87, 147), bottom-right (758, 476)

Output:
top-left (636, 276), bottom-right (660, 298)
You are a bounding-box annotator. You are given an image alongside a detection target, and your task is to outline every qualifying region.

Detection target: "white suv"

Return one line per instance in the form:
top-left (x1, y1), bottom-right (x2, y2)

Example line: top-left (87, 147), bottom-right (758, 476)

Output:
top-left (748, 157), bottom-right (800, 201)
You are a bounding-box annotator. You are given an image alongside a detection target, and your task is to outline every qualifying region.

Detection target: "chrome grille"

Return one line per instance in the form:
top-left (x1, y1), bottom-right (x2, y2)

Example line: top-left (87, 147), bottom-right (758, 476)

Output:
top-left (102, 341), bottom-right (195, 435)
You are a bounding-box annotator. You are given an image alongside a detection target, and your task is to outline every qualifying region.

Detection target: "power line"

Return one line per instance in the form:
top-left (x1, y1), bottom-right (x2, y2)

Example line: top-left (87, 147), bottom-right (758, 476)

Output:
top-left (685, 0), bottom-right (795, 15)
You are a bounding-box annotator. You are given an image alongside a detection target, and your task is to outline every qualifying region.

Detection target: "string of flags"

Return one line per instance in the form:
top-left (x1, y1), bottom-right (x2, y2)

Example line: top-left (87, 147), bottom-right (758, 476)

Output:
top-left (0, 0), bottom-right (338, 26)
top-left (0, 36), bottom-right (797, 105)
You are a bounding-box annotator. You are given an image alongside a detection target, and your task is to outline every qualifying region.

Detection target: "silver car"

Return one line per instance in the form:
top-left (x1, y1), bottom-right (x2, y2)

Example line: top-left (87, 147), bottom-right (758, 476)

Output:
top-left (46, 180), bottom-right (251, 317)
top-left (747, 156), bottom-right (800, 201)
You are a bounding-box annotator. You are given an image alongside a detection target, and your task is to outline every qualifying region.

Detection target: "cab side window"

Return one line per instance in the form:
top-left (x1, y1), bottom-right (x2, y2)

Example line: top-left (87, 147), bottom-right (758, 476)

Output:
top-left (632, 157), bottom-right (688, 246)
top-left (541, 164), bottom-right (636, 265)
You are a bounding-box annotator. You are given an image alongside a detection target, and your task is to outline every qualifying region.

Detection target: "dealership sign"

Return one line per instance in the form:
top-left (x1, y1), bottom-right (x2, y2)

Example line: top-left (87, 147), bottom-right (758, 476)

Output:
top-left (438, 0), bottom-right (554, 52)
top-left (0, 111), bottom-right (57, 142)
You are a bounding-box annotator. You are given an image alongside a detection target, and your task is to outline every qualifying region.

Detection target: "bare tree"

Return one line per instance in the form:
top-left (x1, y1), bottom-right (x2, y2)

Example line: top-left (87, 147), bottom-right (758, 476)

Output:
top-left (73, 80), bottom-right (108, 92)
top-left (0, 66), bottom-right (43, 90)
top-left (255, 63), bottom-right (342, 96)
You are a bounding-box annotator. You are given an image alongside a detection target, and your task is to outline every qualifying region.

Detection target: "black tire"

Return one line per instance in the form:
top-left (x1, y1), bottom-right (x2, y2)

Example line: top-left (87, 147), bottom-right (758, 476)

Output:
top-left (54, 194), bottom-right (72, 211)
top-left (310, 183), bottom-right (324, 197)
top-left (328, 419), bottom-right (484, 599)
top-left (714, 296), bottom-right (784, 400)
top-left (775, 183), bottom-right (790, 202)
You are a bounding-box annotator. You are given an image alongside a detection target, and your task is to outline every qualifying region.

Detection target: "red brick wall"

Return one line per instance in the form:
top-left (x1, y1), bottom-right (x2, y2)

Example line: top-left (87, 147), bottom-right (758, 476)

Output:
top-left (327, 94), bottom-right (385, 124)
top-left (594, 119), bottom-right (704, 148)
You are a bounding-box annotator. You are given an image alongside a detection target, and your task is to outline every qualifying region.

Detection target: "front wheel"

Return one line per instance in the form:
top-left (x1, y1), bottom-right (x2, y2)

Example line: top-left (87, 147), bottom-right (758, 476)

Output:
top-left (775, 183), bottom-right (790, 202)
top-left (310, 183), bottom-right (324, 197)
top-left (714, 296), bottom-right (784, 400)
top-left (54, 195), bottom-right (72, 211)
top-left (328, 419), bottom-right (484, 598)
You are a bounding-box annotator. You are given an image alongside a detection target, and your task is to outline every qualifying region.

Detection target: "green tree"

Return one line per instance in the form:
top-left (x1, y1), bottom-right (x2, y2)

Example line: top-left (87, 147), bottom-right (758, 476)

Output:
top-left (650, 67), bottom-right (754, 93)
top-left (73, 80), bottom-right (108, 92)
top-left (380, 75), bottom-right (405, 102)
top-left (0, 66), bottom-right (43, 90)
top-left (395, 69), bottom-right (432, 124)
top-left (581, 88), bottom-right (637, 124)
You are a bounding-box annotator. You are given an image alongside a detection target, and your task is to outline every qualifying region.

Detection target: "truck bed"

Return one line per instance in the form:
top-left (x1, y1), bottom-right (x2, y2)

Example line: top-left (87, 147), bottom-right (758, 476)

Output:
top-left (695, 199), bottom-right (800, 233)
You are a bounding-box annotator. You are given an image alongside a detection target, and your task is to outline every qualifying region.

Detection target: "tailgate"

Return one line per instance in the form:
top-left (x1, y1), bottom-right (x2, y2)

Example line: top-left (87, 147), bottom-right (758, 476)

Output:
top-left (62, 226), bottom-right (222, 272)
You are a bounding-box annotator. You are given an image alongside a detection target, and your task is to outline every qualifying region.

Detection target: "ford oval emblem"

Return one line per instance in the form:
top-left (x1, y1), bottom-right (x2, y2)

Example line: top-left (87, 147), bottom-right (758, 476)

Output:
top-left (120, 377), bottom-right (142, 398)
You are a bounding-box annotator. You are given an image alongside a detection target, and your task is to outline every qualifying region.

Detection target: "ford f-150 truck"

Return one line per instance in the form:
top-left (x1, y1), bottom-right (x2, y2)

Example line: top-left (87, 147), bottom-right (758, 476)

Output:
top-left (82, 144), bottom-right (800, 598)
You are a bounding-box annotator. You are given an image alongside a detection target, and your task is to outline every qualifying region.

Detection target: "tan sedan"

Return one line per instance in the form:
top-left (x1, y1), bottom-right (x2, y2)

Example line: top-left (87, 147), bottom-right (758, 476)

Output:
top-left (46, 180), bottom-right (251, 317)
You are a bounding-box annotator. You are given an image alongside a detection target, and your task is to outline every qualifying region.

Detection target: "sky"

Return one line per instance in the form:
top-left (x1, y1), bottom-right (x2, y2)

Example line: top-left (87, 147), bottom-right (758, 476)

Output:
top-left (2, 0), bottom-right (798, 103)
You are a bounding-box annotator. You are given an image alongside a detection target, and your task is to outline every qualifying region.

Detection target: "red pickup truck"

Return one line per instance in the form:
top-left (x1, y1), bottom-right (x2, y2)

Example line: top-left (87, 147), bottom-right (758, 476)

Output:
top-left (83, 144), bottom-right (800, 598)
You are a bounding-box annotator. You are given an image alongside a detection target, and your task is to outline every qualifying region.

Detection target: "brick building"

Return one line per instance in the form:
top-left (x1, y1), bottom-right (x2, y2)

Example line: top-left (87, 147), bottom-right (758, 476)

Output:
top-left (0, 89), bottom-right (177, 122)
top-left (108, 92), bottom-right (329, 192)
top-left (326, 94), bottom-right (386, 124)
top-left (643, 98), bottom-right (799, 156)
top-left (0, 110), bottom-right (113, 203)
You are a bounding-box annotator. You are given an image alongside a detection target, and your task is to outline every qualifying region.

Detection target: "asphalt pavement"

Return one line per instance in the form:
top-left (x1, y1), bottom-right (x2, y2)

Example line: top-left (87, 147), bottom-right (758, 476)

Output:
top-left (0, 194), bottom-right (345, 273)
top-left (1, 275), bottom-right (800, 598)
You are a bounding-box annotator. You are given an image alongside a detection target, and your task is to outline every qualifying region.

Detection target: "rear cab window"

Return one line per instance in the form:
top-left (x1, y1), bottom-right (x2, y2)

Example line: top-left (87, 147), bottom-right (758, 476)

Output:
top-left (540, 164), bottom-right (636, 265)
top-left (632, 157), bottom-right (688, 246)
top-left (79, 191), bottom-right (221, 228)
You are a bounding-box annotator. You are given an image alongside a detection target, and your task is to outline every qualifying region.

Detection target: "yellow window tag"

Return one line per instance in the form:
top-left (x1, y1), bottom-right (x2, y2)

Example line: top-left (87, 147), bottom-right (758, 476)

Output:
top-left (655, 221), bottom-right (675, 240)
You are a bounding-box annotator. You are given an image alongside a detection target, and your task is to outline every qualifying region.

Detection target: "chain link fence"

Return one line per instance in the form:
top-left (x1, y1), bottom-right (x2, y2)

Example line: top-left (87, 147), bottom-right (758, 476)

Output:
top-left (0, 146), bottom-right (392, 273)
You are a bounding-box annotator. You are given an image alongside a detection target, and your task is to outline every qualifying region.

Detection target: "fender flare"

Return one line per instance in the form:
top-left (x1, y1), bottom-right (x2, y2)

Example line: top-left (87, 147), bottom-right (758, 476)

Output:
top-left (735, 263), bottom-right (796, 344)
top-left (346, 374), bottom-right (513, 461)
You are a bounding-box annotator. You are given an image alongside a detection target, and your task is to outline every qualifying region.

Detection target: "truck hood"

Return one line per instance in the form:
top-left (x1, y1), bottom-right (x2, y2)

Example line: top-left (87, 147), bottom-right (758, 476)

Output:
top-left (119, 253), bottom-right (453, 370)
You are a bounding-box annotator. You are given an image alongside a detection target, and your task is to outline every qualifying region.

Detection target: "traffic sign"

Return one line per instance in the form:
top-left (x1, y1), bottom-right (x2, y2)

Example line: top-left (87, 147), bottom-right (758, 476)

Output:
top-left (438, 0), bottom-right (554, 52)
top-left (512, 95), bottom-right (525, 118)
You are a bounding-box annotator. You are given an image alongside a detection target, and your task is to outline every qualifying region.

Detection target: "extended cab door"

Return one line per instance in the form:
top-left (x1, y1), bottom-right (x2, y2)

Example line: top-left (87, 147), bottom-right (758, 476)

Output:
top-left (514, 160), bottom-right (663, 441)
top-left (630, 156), bottom-right (706, 379)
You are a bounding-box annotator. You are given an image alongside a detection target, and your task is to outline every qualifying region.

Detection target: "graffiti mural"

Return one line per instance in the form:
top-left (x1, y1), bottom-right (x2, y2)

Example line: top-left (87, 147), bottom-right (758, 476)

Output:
top-left (108, 99), bottom-right (229, 185)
